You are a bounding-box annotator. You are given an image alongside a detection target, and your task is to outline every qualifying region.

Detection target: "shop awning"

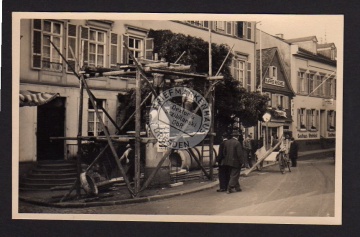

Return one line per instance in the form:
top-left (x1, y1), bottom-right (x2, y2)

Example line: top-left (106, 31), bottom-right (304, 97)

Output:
top-left (20, 90), bottom-right (60, 107)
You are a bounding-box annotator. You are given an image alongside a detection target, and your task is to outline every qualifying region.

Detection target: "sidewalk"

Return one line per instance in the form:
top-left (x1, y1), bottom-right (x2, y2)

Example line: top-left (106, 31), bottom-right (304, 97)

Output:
top-left (19, 148), bottom-right (335, 208)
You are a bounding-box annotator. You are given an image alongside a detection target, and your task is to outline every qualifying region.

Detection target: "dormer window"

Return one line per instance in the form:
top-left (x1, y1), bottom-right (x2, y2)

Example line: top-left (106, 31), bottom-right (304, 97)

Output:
top-left (268, 66), bottom-right (277, 79)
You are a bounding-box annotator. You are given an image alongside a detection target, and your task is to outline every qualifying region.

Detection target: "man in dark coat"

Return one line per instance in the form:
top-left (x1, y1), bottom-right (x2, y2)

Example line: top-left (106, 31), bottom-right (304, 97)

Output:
top-left (216, 133), bottom-right (230, 192)
top-left (222, 131), bottom-right (244, 193)
top-left (289, 137), bottom-right (298, 167)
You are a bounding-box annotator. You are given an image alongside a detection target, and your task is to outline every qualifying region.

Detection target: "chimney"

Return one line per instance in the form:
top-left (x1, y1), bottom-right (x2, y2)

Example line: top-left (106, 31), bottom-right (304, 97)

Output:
top-left (275, 33), bottom-right (284, 39)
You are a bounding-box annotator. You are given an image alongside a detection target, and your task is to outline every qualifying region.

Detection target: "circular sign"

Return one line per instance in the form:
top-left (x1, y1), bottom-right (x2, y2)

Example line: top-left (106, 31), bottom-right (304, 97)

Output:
top-left (262, 112), bottom-right (271, 122)
top-left (149, 87), bottom-right (211, 150)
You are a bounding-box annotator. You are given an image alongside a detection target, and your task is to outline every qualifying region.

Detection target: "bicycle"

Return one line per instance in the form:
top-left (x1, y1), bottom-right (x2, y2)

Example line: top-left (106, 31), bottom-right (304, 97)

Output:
top-left (277, 150), bottom-right (291, 174)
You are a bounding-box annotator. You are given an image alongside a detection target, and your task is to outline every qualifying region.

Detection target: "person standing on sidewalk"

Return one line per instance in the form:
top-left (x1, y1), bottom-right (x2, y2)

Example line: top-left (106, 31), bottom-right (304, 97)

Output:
top-left (289, 137), bottom-right (299, 167)
top-left (216, 133), bottom-right (230, 192)
top-left (243, 134), bottom-right (253, 168)
top-left (222, 131), bottom-right (244, 194)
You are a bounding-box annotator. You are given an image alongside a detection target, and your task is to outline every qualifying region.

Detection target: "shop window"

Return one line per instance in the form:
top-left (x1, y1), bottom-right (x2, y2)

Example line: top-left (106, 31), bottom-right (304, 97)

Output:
top-left (297, 108), bottom-right (307, 131)
top-left (216, 21), bottom-right (226, 31)
top-left (327, 110), bottom-right (336, 131)
top-left (32, 19), bottom-right (63, 71)
top-left (298, 71), bottom-right (307, 94)
top-left (307, 109), bottom-right (318, 131)
top-left (88, 99), bottom-right (106, 136)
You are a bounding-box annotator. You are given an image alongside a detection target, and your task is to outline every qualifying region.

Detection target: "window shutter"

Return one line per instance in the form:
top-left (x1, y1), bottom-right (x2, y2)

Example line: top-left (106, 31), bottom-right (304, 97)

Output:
top-left (145, 38), bottom-right (154, 60)
top-left (32, 19), bottom-right (42, 69)
top-left (316, 110), bottom-right (319, 128)
top-left (271, 94), bottom-right (277, 107)
top-left (122, 34), bottom-right (129, 64)
top-left (305, 73), bottom-right (309, 94)
top-left (226, 22), bottom-right (232, 34)
top-left (247, 62), bottom-right (251, 92)
top-left (66, 24), bottom-right (77, 73)
top-left (80, 26), bottom-right (89, 67)
top-left (283, 96), bottom-right (288, 109)
top-left (297, 109), bottom-right (301, 129)
top-left (110, 33), bottom-right (118, 68)
top-left (307, 110), bottom-right (311, 130)
top-left (247, 22), bottom-right (252, 40)
top-left (203, 21), bottom-right (209, 28)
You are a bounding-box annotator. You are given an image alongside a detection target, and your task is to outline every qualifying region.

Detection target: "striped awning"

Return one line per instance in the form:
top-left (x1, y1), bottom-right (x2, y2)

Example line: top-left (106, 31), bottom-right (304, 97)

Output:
top-left (20, 90), bottom-right (60, 107)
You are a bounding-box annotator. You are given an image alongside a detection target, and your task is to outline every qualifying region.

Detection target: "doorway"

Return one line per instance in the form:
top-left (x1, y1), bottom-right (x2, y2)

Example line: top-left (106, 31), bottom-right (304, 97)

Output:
top-left (37, 97), bottom-right (66, 161)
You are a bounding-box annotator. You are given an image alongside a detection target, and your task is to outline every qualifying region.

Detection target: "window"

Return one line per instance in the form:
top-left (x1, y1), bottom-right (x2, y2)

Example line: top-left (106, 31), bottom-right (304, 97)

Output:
top-left (327, 110), bottom-right (336, 131)
top-left (122, 34), bottom-right (154, 64)
top-left (325, 77), bottom-right (335, 98)
top-left (88, 99), bottom-right (106, 136)
top-left (88, 29), bottom-right (106, 67)
top-left (236, 21), bottom-right (252, 40)
top-left (307, 109), bottom-right (318, 131)
top-left (318, 74), bottom-right (325, 96)
top-left (298, 71), bottom-right (307, 94)
top-left (32, 19), bottom-right (63, 71)
top-left (314, 75), bottom-right (321, 96)
top-left (269, 66), bottom-right (277, 79)
top-left (232, 59), bottom-right (245, 86)
top-left (298, 108), bottom-right (306, 131)
top-left (308, 73), bottom-right (315, 95)
top-left (216, 21), bottom-right (225, 31)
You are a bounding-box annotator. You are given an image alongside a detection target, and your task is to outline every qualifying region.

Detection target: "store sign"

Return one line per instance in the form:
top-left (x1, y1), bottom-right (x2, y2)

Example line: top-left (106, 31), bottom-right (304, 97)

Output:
top-left (297, 132), bottom-right (319, 140)
top-left (323, 99), bottom-right (334, 106)
top-left (265, 78), bottom-right (285, 87)
top-left (328, 131), bottom-right (336, 138)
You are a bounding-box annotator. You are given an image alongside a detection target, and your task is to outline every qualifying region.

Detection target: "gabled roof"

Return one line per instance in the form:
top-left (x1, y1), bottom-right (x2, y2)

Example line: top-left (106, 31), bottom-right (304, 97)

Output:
top-left (297, 47), bottom-right (337, 65)
top-left (285, 36), bottom-right (318, 44)
top-left (317, 43), bottom-right (336, 49)
top-left (256, 47), bottom-right (295, 95)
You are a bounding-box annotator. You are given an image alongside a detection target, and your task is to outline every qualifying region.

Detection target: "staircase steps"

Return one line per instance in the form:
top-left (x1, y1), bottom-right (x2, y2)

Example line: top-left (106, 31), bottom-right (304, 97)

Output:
top-left (20, 160), bottom-right (78, 191)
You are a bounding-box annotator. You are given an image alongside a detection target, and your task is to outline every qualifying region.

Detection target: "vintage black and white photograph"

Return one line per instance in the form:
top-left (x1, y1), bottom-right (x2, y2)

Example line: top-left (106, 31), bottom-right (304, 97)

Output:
top-left (12, 13), bottom-right (343, 224)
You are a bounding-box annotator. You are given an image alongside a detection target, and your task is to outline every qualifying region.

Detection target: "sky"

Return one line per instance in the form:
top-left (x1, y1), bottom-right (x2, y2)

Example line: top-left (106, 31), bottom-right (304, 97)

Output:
top-left (253, 15), bottom-right (343, 50)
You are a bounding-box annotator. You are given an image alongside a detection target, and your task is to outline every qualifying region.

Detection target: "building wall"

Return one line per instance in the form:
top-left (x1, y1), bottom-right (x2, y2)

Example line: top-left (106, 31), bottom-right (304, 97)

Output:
top-left (19, 19), bottom-right (257, 161)
top-left (291, 52), bottom-right (336, 151)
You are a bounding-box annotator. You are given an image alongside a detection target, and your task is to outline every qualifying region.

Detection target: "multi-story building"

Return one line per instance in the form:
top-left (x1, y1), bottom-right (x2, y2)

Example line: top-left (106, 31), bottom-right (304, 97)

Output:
top-left (256, 30), bottom-right (337, 151)
top-left (256, 47), bottom-right (295, 146)
top-left (19, 19), bottom-right (257, 164)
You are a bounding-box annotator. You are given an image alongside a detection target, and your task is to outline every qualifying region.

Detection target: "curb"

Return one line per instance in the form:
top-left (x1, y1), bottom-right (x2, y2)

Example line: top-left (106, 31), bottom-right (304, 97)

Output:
top-left (19, 180), bottom-right (219, 208)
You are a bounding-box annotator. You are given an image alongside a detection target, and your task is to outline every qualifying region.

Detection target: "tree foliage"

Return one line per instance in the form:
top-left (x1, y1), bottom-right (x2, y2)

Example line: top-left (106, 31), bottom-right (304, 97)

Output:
top-left (119, 29), bottom-right (269, 142)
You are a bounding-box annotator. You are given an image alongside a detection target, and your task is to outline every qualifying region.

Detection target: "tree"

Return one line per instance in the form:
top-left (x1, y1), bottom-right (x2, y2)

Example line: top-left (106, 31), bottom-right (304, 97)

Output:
top-left (119, 29), bottom-right (269, 143)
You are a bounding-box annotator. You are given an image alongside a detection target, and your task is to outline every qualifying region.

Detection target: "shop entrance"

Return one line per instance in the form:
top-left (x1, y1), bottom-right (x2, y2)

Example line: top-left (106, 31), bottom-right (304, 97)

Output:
top-left (37, 97), bottom-right (66, 160)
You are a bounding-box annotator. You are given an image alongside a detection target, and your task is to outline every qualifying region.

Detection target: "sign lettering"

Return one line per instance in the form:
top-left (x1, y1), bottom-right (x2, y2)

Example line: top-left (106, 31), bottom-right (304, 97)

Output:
top-left (265, 78), bottom-right (285, 87)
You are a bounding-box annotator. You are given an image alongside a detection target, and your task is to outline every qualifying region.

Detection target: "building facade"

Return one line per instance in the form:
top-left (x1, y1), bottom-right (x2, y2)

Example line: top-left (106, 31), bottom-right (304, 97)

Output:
top-left (19, 19), bottom-right (257, 163)
top-left (256, 30), bottom-right (337, 151)
top-left (257, 47), bottom-right (295, 146)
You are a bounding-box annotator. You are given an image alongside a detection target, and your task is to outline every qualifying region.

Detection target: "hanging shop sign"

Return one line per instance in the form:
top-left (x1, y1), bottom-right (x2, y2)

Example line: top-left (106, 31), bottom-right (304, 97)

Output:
top-left (265, 77), bottom-right (285, 87)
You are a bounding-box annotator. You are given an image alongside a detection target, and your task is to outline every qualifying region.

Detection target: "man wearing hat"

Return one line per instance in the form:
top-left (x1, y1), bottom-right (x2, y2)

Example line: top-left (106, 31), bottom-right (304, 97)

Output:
top-left (222, 130), bottom-right (244, 193)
